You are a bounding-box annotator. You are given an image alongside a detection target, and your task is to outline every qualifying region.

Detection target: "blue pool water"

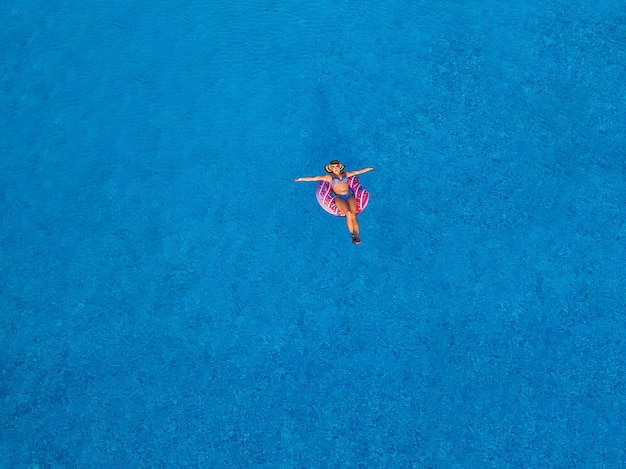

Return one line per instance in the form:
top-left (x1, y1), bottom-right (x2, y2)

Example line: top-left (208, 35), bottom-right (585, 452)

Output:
top-left (2, 0), bottom-right (625, 466)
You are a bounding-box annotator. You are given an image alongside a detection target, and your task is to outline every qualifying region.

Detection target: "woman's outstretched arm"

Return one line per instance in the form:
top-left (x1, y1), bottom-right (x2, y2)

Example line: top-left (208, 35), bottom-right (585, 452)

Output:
top-left (345, 167), bottom-right (375, 177)
top-left (294, 175), bottom-right (328, 182)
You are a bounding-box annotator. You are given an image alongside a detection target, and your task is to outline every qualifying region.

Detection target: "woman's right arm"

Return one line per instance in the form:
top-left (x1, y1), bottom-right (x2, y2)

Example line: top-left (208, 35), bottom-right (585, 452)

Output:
top-left (294, 175), bottom-right (327, 182)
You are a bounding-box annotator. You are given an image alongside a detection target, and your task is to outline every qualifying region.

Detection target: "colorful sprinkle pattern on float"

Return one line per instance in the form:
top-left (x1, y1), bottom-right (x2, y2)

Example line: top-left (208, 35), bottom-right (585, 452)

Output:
top-left (316, 176), bottom-right (370, 217)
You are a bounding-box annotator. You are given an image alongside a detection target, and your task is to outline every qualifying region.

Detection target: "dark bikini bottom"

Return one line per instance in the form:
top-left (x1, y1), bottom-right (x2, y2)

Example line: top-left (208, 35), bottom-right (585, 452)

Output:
top-left (334, 188), bottom-right (354, 201)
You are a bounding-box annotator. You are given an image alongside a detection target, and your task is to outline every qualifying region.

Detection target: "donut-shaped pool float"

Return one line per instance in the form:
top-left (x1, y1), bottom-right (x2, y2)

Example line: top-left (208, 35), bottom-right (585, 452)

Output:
top-left (316, 176), bottom-right (369, 217)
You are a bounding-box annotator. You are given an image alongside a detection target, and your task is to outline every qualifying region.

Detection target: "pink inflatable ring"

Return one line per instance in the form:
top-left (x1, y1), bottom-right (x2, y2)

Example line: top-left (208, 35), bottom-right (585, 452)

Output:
top-left (316, 176), bottom-right (370, 217)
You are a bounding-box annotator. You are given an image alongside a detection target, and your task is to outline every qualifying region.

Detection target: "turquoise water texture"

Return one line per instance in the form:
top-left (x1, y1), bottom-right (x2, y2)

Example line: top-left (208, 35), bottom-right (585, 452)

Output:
top-left (2, 0), bottom-right (626, 467)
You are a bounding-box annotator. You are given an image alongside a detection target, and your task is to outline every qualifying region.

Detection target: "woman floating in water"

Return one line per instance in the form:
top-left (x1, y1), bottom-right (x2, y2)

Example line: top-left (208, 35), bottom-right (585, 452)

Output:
top-left (295, 160), bottom-right (375, 244)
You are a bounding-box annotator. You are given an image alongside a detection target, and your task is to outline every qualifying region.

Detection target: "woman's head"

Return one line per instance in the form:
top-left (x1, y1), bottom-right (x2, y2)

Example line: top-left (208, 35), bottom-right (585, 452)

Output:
top-left (325, 159), bottom-right (345, 174)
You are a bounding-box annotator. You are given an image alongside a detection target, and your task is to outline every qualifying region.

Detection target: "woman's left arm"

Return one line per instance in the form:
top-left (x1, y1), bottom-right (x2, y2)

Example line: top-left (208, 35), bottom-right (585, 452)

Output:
top-left (346, 167), bottom-right (375, 177)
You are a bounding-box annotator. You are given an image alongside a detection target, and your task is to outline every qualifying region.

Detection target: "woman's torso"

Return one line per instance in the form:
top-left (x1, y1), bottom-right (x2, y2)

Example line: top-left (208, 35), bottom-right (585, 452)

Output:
top-left (330, 173), bottom-right (350, 194)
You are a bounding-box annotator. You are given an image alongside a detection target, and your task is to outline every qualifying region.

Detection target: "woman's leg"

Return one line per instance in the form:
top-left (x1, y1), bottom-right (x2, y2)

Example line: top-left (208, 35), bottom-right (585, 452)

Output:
top-left (347, 196), bottom-right (360, 242)
top-left (334, 197), bottom-right (356, 236)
